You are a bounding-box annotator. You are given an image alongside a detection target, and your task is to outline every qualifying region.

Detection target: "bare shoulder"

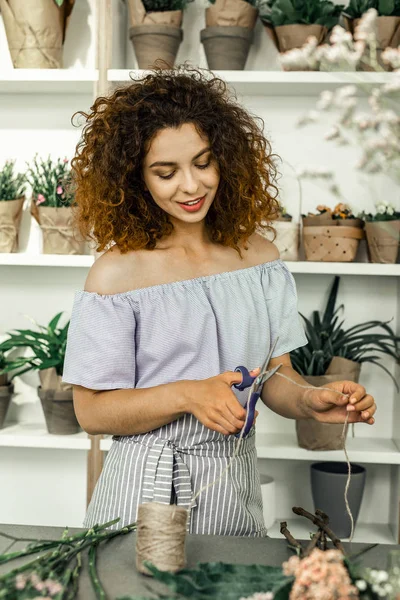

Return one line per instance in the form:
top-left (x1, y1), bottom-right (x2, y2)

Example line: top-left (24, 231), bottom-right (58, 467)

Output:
top-left (247, 233), bottom-right (280, 264)
top-left (84, 245), bottom-right (142, 295)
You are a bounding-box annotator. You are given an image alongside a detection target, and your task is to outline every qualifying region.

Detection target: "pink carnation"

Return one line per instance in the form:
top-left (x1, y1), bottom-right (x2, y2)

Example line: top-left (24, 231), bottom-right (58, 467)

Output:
top-left (36, 194), bottom-right (46, 205)
top-left (283, 549), bottom-right (359, 600)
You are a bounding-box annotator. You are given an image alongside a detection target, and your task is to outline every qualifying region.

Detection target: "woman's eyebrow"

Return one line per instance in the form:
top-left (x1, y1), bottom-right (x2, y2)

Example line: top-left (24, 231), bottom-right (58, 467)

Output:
top-left (149, 146), bottom-right (211, 168)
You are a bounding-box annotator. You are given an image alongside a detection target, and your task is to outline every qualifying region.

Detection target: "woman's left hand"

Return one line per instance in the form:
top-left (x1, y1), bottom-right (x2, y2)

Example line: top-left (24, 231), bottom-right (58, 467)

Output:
top-left (303, 380), bottom-right (376, 425)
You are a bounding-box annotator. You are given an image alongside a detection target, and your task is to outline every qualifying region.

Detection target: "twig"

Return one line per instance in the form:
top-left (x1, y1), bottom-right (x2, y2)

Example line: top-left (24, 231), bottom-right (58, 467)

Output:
top-left (292, 507), bottom-right (345, 554)
top-left (315, 510), bottom-right (329, 551)
top-left (280, 522), bottom-right (304, 556)
top-left (304, 530), bottom-right (323, 557)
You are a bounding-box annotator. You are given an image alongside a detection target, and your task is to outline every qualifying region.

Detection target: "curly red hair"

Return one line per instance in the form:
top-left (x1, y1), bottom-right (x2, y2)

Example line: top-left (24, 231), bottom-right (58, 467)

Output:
top-left (70, 64), bottom-right (280, 256)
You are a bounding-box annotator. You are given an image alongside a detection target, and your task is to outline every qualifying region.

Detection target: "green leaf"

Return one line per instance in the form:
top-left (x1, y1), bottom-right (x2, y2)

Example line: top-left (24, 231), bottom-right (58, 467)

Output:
top-left (378, 0), bottom-right (395, 13)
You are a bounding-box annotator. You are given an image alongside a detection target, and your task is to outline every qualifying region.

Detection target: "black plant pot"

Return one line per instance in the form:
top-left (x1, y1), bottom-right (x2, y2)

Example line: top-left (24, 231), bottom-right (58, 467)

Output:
top-left (311, 461), bottom-right (366, 539)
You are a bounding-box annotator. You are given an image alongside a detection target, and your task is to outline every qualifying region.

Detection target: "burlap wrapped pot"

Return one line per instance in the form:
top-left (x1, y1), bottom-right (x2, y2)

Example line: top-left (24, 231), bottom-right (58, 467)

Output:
top-left (0, 381), bottom-right (13, 429)
top-left (302, 218), bottom-right (364, 262)
top-left (365, 220), bottom-right (400, 264)
top-left (296, 357), bottom-right (361, 451)
top-left (0, 0), bottom-right (74, 68)
top-left (0, 197), bottom-right (24, 253)
top-left (31, 204), bottom-right (85, 255)
top-left (38, 368), bottom-right (80, 435)
top-left (201, 0), bottom-right (258, 70)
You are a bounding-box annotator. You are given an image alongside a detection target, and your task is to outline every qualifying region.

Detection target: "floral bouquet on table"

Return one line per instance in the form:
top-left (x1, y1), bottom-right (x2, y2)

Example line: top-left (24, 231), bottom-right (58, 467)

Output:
top-left (0, 160), bottom-right (26, 253)
top-left (26, 154), bottom-right (85, 255)
top-left (360, 200), bottom-right (400, 263)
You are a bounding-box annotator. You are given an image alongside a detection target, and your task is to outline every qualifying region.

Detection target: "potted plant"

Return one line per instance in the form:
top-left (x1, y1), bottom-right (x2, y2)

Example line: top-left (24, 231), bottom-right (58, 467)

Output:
top-left (200, 0), bottom-right (259, 70)
top-left (127, 0), bottom-right (192, 69)
top-left (258, 204), bottom-right (300, 260)
top-left (291, 275), bottom-right (400, 450)
top-left (0, 351), bottom-right (15, 429)
top-left (359, 201), bottom-right (400, 264)
top-left (301, 203), bottom-right (364, 261)
top-left (343, 0), bottom-right (400, 70)
top-left (0, 0), bottom-right (75, 68)
top-left (26, 155), bottom-right (84, 255)
top-left (259, 0), bottom-right (343, 70)
top-left (0, 313), bottom-right (80, 435)
top-left (0, 160), bottom-right (26, 253)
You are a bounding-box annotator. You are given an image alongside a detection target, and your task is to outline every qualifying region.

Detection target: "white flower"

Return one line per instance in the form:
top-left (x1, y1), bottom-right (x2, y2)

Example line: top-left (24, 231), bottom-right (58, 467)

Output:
top-left (387, 206), bottom-right (395, 215)
top-left (316, 90), bottom-right (333, 110)
top-left (355, 579), bottom-right (367, 591)
top-left (377, 203), bottom-right (387, 214)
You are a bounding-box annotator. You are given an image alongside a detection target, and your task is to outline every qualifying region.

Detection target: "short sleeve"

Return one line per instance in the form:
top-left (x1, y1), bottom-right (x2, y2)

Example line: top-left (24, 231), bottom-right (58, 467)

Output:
top-left (263, 262), bottom-right (308, 358)
top-left (62, 291), bottom-right (137, 390)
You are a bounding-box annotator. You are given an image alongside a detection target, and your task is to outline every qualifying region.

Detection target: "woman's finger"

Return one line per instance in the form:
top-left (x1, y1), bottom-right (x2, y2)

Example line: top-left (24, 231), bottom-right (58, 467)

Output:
top-left (347, 395), bottom-right (376, 415)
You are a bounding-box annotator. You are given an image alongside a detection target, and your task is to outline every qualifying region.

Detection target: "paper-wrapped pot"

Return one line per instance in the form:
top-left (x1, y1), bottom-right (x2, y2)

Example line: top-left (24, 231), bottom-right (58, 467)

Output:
top-left (0, 197), bottom-right (25, 253)
top-left (343, 15), bottom-right (400, 70)
top-left (365, 220), bottom-right (400, 264)
top-left (0, 0), bottom-right (75, 68)
top-left (296, 357), bottom-right (361, 451)
top-left (0, 382), bottom-right (13, 429)
top-left (31, 203), bottom-right (85, 255)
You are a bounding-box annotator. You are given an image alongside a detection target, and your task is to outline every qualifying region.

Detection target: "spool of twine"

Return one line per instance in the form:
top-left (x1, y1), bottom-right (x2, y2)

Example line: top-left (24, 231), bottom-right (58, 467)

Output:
top-left (136, 502), bottom-right (187, 575)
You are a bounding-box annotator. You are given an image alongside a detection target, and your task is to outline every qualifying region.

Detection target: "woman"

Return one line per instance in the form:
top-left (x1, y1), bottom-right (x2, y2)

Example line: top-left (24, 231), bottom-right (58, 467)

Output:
top-left (63, 66), bottom-right (376, 536)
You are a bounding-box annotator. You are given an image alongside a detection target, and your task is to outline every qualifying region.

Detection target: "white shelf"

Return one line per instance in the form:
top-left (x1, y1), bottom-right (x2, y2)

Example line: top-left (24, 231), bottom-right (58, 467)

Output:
top-left (256, 433), bottom-right (400, 465)
top-left (0, 69), bottom-right (98, 94)
top-left (0, 254), bottom-right (95, 267)
top-left (100, 433), bottom-right (400, 464)
top-left (287, 261), bottom-right (400, 276)
top-left (0, 254), bottom-right (398, 275)
top-left (268, 518), bottom-right (397, 544)
top-left (108, 70), bottom-right (398, 96)
top-left (0, 422), bottom-right (91, 450)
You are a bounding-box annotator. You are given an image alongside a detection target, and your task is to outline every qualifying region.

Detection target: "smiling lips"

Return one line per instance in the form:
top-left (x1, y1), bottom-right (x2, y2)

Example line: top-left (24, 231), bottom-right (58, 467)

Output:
top-left (177, 195), bottom-right (206, 212)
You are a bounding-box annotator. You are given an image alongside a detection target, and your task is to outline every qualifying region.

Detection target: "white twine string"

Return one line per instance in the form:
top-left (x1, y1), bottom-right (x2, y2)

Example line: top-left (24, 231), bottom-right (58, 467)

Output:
top-left (188, 367), bottom-right (355, 543)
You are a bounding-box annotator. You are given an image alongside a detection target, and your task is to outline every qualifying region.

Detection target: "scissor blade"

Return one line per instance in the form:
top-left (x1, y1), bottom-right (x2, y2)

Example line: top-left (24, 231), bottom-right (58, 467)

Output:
top-left (260, 363), bottom-right (282, 386)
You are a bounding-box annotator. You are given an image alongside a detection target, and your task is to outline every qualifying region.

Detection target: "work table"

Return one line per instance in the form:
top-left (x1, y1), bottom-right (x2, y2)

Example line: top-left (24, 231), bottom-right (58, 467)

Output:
top-left (0, 524), bottom-right (397, 598)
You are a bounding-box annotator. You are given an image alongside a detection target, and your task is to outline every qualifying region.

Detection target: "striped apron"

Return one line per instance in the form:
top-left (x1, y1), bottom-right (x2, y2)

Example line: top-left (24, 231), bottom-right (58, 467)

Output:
top-left (83, 414), bottom-right (267, 537)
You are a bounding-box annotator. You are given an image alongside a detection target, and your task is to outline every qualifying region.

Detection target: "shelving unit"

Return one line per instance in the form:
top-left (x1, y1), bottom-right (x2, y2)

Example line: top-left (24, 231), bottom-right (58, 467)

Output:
top-left (1, 0), bottom-right (399, 540)
top-left (0, 422), bottom-right (90, 450)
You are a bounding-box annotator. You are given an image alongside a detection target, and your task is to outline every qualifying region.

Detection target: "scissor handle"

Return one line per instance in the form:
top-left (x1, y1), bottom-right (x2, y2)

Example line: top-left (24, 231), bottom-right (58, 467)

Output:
top-left (235, 391), bottom-right (260, 438)
top-left (233, 366), bottom-right (255, 391)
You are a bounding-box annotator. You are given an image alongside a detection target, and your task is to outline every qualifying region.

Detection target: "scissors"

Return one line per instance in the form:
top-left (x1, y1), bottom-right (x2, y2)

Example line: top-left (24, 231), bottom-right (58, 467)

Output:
top-left (232, 338), bottom-right (281, 438)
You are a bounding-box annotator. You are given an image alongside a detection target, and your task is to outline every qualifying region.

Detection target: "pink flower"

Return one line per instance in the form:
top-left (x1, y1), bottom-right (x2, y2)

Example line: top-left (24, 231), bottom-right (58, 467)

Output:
top-left (63, 158), bottom-right (68, 164)
top-left (15, 574), bottom-right (27, 590)
top-left (36, 194), bottom-right (46, 205)
top-left (56, 186), bottom-right (63, 195)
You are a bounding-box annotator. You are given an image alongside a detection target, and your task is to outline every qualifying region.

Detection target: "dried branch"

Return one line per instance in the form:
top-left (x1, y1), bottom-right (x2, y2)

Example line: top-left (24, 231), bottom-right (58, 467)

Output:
top-left (280, 521), bottom-right (304, 556)
top-left (292, 507), bottom-right (345, 554)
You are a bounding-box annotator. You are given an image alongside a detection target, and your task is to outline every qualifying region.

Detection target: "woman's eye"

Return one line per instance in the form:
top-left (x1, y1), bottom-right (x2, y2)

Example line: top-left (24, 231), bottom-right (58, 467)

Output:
top-left (158, 172), bottom-right (175, 180)
top-left (196, 162), bottom-right (210, 170)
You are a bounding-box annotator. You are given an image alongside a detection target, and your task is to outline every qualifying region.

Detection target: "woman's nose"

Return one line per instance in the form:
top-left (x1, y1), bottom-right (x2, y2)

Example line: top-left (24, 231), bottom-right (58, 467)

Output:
top-left (179, 169), bottom-right (200, 195)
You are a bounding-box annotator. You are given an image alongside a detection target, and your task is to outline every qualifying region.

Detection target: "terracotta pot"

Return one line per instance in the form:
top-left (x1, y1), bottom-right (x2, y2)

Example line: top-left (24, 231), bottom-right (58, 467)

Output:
top-left (129, 24), bottom-right (183, 69)
top-left (296, 357), bottom-right (361, 451)
top-left (38, 386), bottom-right (80, 435)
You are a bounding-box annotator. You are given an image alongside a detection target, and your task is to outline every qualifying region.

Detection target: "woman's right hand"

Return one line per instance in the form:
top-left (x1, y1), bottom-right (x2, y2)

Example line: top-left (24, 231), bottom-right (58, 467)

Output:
top-left (183, 367), bottom-right (261, 436)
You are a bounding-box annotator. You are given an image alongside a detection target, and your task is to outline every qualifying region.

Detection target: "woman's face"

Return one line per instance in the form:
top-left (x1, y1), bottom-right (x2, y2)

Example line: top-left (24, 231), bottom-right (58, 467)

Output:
top-left (142, 123), bottom-right (220, 226)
